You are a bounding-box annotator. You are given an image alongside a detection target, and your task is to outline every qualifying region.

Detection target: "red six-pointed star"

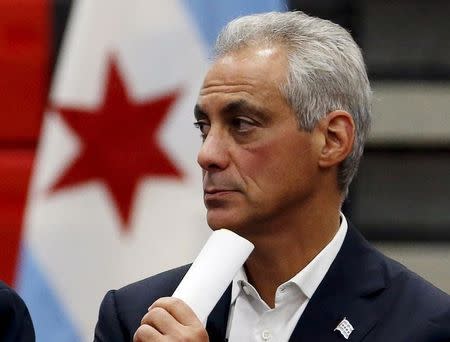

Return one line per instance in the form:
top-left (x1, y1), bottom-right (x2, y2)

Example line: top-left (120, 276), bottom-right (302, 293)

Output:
top-left (50, 60), bottom-right (183, 230)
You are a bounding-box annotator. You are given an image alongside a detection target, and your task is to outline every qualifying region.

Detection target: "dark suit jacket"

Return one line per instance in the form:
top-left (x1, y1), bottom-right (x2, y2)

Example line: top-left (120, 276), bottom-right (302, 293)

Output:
top-left (94, 225), bottom-right (450, 341)
top-left (0, 281), bottom-right (35, 342)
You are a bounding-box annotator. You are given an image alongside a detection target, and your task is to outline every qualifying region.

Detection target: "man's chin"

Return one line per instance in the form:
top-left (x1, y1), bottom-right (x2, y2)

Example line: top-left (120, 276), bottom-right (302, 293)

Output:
top-left (206, 211), bottom-right (249, 235)
top-left (207, 211), bottom-right (238, 231)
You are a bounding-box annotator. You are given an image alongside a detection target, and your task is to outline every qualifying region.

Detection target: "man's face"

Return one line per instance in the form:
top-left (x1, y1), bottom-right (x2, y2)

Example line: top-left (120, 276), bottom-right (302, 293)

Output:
top-left (195, 45), bottom-right (322, 235)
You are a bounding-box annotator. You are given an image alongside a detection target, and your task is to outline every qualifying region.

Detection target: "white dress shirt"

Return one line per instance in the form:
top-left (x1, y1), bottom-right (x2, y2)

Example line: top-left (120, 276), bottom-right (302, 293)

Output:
top-left (226, 214), bottom-right (348, 342)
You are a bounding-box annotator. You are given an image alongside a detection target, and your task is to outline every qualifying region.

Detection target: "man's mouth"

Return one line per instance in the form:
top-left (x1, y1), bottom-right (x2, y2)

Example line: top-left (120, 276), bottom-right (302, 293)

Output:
top-left (203, 188), bottom-right (238, 201)
top-left (204, 188), bottom-right (234, 194)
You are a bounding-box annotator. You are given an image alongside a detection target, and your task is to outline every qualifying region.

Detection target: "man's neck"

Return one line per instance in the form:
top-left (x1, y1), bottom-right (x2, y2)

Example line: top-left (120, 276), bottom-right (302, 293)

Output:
top-left (242, 203), bottom-right (341, 308)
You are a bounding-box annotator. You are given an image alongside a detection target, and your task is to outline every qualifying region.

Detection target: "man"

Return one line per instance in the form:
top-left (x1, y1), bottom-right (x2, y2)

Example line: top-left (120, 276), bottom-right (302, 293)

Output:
top-left (0, 280), bottom-right (35, 341)
top-left (94, 11), bottom-right (450, 341)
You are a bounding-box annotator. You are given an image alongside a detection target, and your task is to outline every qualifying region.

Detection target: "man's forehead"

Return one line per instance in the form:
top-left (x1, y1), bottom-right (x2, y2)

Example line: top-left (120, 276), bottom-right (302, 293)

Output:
top-left (198, 47), bottom-right (287, 99)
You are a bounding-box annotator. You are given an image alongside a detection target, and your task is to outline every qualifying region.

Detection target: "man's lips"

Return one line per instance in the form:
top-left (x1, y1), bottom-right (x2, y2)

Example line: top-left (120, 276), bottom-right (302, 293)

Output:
top-left (204, 188), bottom-right (236, 194)
top-left (203, 188), bottom-right (239, 200)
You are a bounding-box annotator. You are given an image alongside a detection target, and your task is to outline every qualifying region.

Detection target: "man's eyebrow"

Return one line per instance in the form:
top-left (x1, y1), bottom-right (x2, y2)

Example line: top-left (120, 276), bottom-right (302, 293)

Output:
top-left (194, 99), bottom-right (269, 121)
top-left (222, 99), bottom-right (268, 119)
top-left (194, 104), bottom-right (207, 120)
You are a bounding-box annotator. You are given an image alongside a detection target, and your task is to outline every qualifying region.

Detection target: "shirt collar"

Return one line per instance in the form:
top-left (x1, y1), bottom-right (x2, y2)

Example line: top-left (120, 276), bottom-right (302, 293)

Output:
top-left (231, 265), bottom-right (248, 304)
top-left (290, 212), bottom-right (348, 298)
top-left (230, 213), bottom-right (348, 304)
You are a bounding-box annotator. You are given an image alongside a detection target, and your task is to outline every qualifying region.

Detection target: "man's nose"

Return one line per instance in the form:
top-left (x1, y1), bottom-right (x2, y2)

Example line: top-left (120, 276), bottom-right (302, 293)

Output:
top-left (197, 131), bottom-right (229, 171)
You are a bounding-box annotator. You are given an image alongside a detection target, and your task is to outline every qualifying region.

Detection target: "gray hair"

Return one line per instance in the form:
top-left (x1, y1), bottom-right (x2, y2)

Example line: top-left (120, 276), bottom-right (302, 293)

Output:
top-left (214, 11), bottom-right (372, 196)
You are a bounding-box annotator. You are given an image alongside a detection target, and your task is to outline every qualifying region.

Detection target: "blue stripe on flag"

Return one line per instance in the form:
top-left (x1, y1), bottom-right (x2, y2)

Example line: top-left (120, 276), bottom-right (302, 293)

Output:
top-left (16, 243), bottom-right (80, 342)
top-left (183, 0), bottom-right (286, 50)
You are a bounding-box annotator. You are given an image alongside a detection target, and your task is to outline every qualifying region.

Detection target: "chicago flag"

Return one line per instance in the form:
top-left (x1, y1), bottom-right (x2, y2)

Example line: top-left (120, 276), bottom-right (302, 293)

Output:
top-left (16, 0), bottom-right (283, 341)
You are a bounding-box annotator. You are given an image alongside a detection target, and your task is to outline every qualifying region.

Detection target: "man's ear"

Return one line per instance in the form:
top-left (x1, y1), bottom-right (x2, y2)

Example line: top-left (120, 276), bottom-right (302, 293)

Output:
top-left (317, 110), bottom-right (355, 168)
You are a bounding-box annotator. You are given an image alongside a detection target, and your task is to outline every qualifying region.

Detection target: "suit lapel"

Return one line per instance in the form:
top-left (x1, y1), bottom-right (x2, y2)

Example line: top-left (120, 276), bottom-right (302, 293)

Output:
top-left (289, 225), bottom-right (388, 341)
top-left (206, 285), bottom-right (231, 341)
top-left (203, 225), bottom-right (390, 341)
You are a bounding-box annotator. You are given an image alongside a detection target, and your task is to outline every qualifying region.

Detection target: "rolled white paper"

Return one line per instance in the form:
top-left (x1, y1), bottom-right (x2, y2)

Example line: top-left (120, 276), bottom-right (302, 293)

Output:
top-left (172, 229), bottom-right (254, 323)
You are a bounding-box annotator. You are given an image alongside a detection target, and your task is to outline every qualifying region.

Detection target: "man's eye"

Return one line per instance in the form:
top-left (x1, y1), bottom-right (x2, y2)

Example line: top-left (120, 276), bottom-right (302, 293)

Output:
top-left (193, 121), bottom-right (210, 139)
top-left (231, 117), bottom-right (255, 132)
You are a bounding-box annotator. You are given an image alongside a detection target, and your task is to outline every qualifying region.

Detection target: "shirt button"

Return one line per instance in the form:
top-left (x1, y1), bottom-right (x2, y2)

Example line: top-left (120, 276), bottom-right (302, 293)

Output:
top-left (261, 329), bottom-right (272, 340)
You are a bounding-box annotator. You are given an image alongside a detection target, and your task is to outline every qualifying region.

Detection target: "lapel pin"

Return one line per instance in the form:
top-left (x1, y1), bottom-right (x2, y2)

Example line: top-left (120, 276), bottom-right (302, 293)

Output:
top-left (334, 317), bottom-right (354, 339)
